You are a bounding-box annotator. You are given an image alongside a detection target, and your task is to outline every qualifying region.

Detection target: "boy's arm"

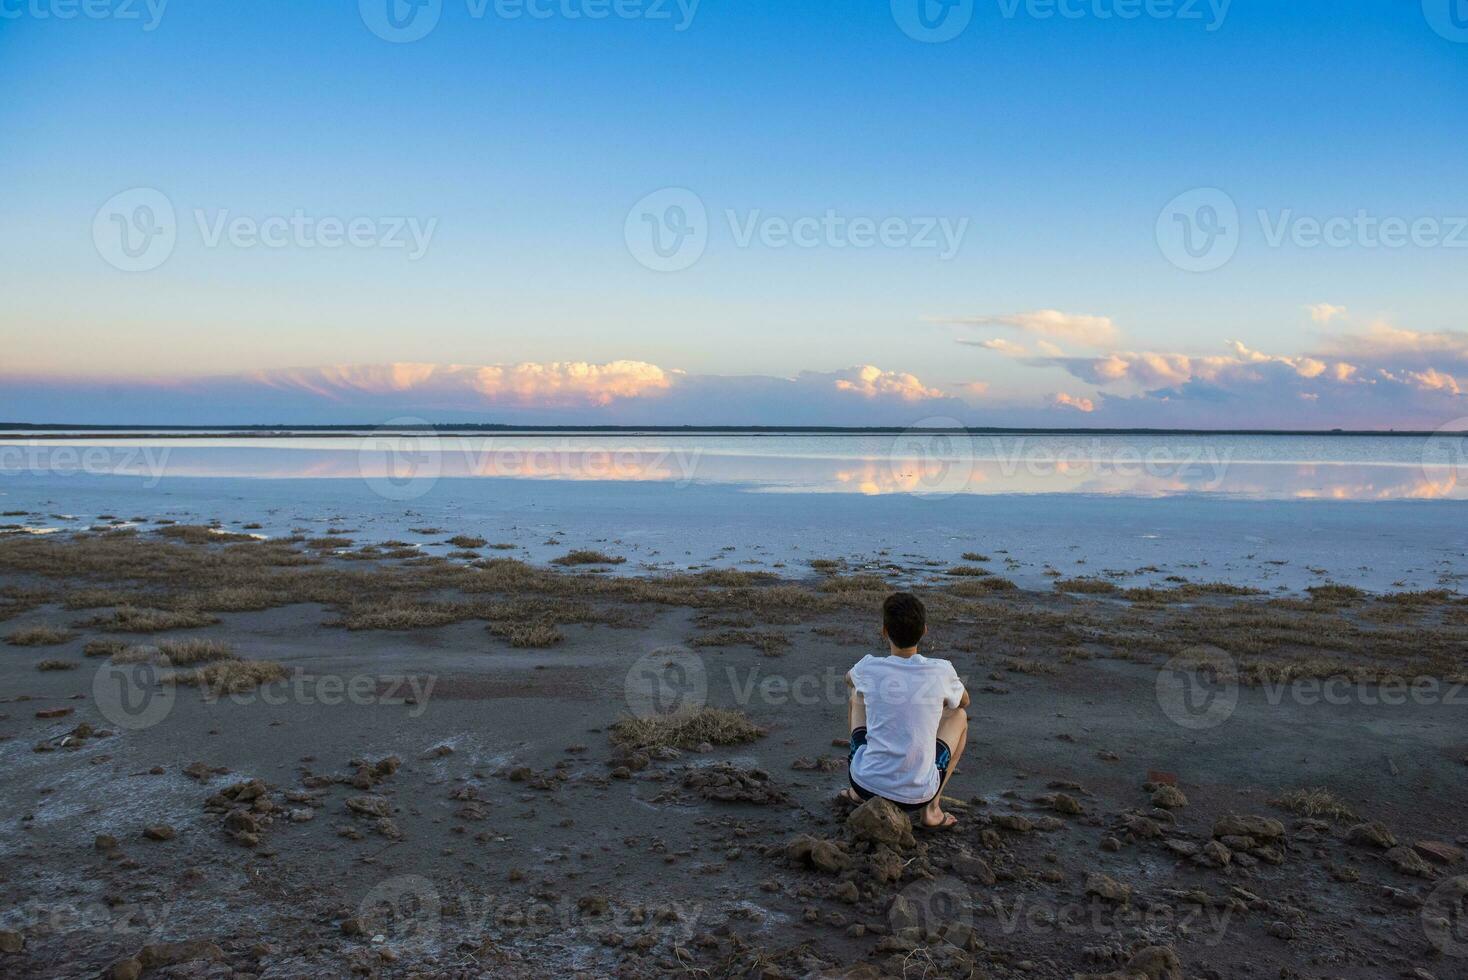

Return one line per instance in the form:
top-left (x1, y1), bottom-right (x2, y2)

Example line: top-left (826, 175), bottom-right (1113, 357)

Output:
top-left (947, 664), bottom-right (970, 710)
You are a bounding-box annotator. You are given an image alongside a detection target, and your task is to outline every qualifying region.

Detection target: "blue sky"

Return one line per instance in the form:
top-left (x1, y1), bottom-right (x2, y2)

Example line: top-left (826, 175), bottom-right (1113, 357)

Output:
top-left (1, 0), bottom-right (1466, 426)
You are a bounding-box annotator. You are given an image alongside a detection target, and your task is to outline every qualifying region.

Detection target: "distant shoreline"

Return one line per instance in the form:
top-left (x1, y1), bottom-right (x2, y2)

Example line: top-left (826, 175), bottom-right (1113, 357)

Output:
top-left (0, 423), bottom-right (1459, 438)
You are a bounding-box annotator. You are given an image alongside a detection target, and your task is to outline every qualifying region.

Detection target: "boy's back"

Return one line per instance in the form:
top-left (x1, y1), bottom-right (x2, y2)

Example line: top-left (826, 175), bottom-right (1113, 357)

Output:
top-left (847, 651), bottom-right (965, 805)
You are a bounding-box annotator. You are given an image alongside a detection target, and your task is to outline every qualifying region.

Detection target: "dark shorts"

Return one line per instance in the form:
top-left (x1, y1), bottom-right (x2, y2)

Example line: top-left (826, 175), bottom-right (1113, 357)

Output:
top-left (846, 726), bottom-right (952, 813)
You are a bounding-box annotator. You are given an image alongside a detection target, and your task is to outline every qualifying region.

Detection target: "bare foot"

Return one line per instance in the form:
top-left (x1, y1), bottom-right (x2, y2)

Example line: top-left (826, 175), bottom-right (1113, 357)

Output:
top-left (837, 788), bottom-right (864, 805)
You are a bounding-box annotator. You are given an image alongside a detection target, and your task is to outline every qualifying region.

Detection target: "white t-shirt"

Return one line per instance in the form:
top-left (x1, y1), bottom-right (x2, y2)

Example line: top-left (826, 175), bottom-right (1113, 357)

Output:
top-left (848, 653), bottom-right (967, 805)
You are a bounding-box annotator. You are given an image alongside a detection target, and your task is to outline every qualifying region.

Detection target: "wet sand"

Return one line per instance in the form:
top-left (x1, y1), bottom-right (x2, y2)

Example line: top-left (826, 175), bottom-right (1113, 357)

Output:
top-left (1, 524), bottom-right (1467, 979)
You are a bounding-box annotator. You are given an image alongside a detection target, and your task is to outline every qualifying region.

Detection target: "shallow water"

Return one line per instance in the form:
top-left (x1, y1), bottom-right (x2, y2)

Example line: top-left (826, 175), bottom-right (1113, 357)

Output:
top-left (1, 431), bottom-right (1464, 500)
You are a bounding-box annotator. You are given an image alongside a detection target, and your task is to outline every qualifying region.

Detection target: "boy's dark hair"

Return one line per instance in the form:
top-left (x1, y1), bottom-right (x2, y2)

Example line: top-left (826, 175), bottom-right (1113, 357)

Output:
top-left (882, 592), bottom-right (926, 649)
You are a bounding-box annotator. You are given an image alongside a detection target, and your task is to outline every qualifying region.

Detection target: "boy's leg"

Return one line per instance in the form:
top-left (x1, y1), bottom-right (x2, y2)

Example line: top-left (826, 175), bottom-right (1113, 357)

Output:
top-left (921, 706), bottom-right (969, 827)
top-left (840, 691), bottom-right (868, 803)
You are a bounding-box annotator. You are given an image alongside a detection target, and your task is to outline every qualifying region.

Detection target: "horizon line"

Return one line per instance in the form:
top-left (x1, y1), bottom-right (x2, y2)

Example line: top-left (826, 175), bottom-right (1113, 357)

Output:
top-left (1, 423), bottom-right (1462, 438)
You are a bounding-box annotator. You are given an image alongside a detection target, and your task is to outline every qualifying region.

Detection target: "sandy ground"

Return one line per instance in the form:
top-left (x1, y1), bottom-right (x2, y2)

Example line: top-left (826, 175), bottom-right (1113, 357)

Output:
top-left (1, 522), bottom-right (1467, 979)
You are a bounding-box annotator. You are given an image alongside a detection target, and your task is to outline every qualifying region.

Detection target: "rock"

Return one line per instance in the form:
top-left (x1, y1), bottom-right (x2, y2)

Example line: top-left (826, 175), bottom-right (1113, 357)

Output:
top-left (1123, 815), bottom-right (1163, 839)
top-left (1385, 845), bottom-right (1434, 878)
top-left (1345, 821), bottom-right (1396, 849)
top-left (1163, 839), bottom-right (1199, 858)
top-left (1151, 785), bottom-right (1188, 809)
top-left (95, 833), bottom-right (119, 851)
top-left (288, 808), bottom-right (315, 823)
top-left (110, 958), bottom-right (142, 980)
top-left (35, 707), bottom-right (73, 719)
top-left (138, 940), bottom-right (225, 967)
top-left (888, 894), bottom-right (920, 931)
top-left (142, 824), bottom-right (176, 841)
top-left (1084, 872), bottom-right (1131, 905)
top-left (953, 853), bottom-right (996, 885)
top-left (786, 834), bottom-right (850, 874)
top-left (1125, 945), bottom-right (1183, 980)
top-left (577, 895), bottom-right (609, 915)
top-left (1200, 840), bottom-right (1232, 868)
top-left (993, 813), bottom-right (1034, 833)
top-left (1264, 920), bottom-right (1295, 940)
top-left (1043, 793), bottom-right (1084, 815)
top-left (1211, 815), bottom-right (1283, 840)
top-left (833, 880), bottom-right (860, 903)
top-left (1100, 836), bottom-right (1123, 852)
top-left (1414, 841), bottom-right (1464, 866)
top-left (0, 930), bottom-right (22, 954)
top-left (865, 849), bottom-right (904, 883)
top-left (847, 797), bottom-right (915, 850)
top-left (345, 795), bottom-right (391, 818)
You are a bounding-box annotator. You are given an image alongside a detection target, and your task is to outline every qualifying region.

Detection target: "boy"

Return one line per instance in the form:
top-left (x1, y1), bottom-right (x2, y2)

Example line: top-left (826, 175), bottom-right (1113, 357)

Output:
top-left (841, 592), bottom-right (969, 830)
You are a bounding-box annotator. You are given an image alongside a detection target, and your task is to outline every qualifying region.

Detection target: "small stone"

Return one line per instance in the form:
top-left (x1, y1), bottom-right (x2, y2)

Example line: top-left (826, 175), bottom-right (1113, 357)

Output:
top-left (1084, 872), bottom-right (1131, 905)
top-left (1385, 845), bottom-right (1434, 878)
top-left (110, 958), bottom-right (142, 980)
top-left (0, 930), bottom-right (22, 954)
top-left (142, 824), bottom-right (176, 842)
top-left (1151, 785), bottom-right (1188, 809)
top-left (1211, 814), bottom-right (1283, 840)
top-left (95, 834), bottom-right (119, 851)
top-left (1345, 821), bottom-right (1396, 849)
top-left (138, 940), bottom-right (225, 967)
top-left (1414, 841), bottom-right (1464, 866)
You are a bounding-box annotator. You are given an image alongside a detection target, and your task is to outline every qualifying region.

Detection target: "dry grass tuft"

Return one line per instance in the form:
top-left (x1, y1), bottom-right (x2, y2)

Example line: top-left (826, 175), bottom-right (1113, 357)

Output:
top-left (36, 659), bottom-right (77, 671)
top-left (550, 550), bottom-right (626, 566)
top-left (6, 625), bottom-right (73, 646)
top-left (946, 577), bottom-right (1017, 596)
top-left (944, 566), bottom-right (991, 577)
top-left (335, 601), bottom-right (475, 631)
top-left (960, 552), bottom-right (990, 562)
top-left (84, 606), bottom-right (220, 633)
top-left (448, 535), bottom-right (488, 549)
top-left (155, 638), bottom-right (236, 665)
top-left (489, 621), bottom-right (564, 648)
top-left (610, 707), bottom-right (765, 750)
top-left (1054, 578), bottom-right (1119, 595)
top-left (1270, 786), bottom-right (1356, 822)
top-left (1307, 584), bottom-right (1366, 603)
top-left (166, 659), bottom-right (289, 693)
top-left (83, 637), bottom-right (129, 658)
top-left (156, 524), bottom-right (258, 544)
top-left (690, 629), bottom-right (791, 657)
